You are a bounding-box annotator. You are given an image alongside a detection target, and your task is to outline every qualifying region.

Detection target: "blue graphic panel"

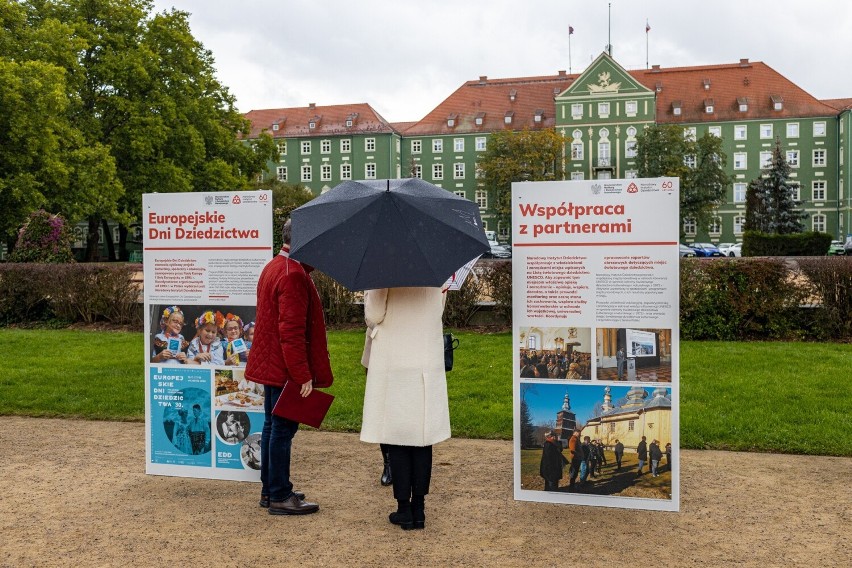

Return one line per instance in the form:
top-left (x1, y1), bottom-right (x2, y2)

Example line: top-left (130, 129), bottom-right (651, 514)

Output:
top-left (150, 367), bottom-right (213, 467)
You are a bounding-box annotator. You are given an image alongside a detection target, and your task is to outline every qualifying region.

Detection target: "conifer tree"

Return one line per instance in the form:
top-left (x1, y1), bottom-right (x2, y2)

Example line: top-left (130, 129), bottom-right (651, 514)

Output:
top-left (744, 138), bottom-right (806, 234)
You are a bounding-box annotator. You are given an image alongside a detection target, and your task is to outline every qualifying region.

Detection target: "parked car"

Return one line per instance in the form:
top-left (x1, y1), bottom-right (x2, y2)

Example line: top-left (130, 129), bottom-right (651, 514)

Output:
top-left (482, 239), bottom-right (512, 259)
top-left (688, 242), bottom-right (723, 257)
top-left (845, 238), bottom-right (852, 256)
top-left (718, 243), bottom-right (742, 257)
top-left (827, 240), bottom-right (846, 255)
top-left (679, 244), bottom-right (697, 258)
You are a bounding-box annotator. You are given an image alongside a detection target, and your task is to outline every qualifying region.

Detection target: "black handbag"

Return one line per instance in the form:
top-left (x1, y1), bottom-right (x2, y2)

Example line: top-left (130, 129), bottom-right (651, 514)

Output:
top-left (443, 332), bottom-right (459, 372)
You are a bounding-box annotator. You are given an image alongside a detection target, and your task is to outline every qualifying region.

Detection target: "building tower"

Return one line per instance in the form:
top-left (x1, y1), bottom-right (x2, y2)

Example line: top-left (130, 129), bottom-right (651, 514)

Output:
top-left (554, 390), bottom-right (578, 446)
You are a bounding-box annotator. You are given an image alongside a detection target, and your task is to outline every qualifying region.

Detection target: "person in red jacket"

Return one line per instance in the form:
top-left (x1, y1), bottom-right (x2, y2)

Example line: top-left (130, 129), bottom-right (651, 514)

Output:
top-left (245, 219), bottom-right (333, 516)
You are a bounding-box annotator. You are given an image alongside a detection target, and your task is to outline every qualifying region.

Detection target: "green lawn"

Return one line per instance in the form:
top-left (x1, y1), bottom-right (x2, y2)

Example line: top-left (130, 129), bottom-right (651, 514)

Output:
top-left (1, 329), bottom-right (849, 455)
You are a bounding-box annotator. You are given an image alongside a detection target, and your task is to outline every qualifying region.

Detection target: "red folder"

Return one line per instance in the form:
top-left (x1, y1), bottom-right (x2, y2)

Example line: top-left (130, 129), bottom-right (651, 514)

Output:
top-left (272, 381), bottom-right (334, 429)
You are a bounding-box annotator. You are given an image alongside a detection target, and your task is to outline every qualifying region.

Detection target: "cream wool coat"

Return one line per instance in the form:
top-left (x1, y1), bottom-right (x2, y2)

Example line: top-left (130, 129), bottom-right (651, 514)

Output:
top-left (360, 287), bottom-right (451, 447)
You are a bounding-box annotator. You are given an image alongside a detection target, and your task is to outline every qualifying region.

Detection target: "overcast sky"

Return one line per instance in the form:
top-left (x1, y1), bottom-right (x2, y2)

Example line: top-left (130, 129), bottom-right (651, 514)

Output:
top-left (150, 1), bottom-right (852, 123)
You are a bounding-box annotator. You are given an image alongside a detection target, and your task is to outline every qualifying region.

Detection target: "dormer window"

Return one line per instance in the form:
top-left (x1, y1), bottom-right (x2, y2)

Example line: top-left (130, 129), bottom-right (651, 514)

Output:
top-left (771, 95), bottom-right (783, 111)
top-left (508, 89), bottom-right (517, 102)
top-left (655, 82), bottom-right (663, 93)
top-left (703, 78), bottom-right (711, 90)
top-left (474, 112), bottom-right (485, 126)
top-left (738, 97), bottom-right (748, 112)
top-left (345, 112), bottom-right (358, 128)
top-left (447, 113), bottom-right (458, 128)
top-left (534, 109), bottom-right (545, 123)
top-left (504, 111), bottom-right (514, 124)
top-left (272, 124), bottom-right (279, 131)
top-left (704, 99), bottom-right (714, 114)
top-left (308, 121), bottom-right (316, 129)
top-left (672, 101), bottom-right (682, 116)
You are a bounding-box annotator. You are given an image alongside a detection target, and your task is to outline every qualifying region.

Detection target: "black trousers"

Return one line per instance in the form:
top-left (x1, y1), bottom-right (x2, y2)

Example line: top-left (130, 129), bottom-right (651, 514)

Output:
top-left (386, 444), bottom-right (432, 501)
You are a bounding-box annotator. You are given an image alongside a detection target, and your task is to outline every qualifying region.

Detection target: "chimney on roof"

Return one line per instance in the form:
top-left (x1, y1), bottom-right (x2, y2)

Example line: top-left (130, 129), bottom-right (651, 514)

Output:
top-left (739, 58), bottom-right (750, 67)
top-left (651, 64), bottom-right (661, 72)
top-left (479, 75), bottom-right (487, 84)
top-left (558, 70), bottom-right (567, 76)
top-left (308, 102), bottom-right (316, 109)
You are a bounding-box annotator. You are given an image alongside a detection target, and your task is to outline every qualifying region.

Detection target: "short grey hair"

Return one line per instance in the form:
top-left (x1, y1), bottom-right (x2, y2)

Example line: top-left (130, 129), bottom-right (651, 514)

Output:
top-left (282, 218), bottom-right (292, 246)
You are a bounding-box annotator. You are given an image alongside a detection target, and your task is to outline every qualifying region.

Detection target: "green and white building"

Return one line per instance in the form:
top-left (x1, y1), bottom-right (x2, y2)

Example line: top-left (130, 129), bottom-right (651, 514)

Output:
top-left (246, 53), bottom-right (852, 243)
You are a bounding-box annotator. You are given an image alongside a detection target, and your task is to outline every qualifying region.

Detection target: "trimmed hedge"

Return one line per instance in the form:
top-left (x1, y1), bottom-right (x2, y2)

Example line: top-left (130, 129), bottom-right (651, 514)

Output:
top-left (0, 263), bottom-right (142, 326)
top-left (742, 230), bottom-right (834, 257)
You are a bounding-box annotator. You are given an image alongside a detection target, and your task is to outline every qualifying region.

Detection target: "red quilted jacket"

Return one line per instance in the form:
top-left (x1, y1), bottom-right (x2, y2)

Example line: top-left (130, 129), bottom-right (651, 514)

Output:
top-left (245, 250), bottom-right (333, 388)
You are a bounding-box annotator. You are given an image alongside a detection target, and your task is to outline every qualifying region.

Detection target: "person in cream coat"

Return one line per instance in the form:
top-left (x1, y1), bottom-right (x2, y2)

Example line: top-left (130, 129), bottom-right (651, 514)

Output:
top-left (361, 286), bottom-right (450, 530)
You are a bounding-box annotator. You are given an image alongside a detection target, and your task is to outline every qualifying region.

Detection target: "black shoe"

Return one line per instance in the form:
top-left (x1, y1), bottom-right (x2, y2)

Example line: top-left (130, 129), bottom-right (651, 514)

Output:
top-left (411, 497), bottom-right (425, 530)
top-left (389, 500), bottom-right (413, 530)
top-left (260, 491), bottom-right (305, 508)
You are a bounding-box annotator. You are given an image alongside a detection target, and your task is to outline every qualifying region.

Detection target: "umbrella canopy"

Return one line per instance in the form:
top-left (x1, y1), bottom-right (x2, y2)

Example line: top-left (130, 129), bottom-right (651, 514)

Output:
top-left (289, 178), bottom-right (489, 291)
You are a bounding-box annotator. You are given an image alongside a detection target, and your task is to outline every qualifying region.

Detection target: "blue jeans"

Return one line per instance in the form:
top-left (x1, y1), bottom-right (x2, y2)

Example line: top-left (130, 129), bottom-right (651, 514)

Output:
top-left (637, 459), bottom-right (646, 473)
top-left (261, 385), bottom-right (299, 501)
top-left (579, 460), bottom-right (588, 482)
top-left (652, 459), bottom-right (659, 476)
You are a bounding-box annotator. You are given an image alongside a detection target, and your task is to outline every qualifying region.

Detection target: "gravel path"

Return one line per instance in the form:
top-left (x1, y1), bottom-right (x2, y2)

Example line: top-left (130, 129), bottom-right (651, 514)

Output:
top-left (1, 416), bottom-right (849, 567)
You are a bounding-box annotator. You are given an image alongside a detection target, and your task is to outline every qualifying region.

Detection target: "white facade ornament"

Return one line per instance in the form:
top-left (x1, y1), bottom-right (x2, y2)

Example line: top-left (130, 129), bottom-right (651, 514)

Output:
top-left (588, 71), bottom-right (622, 93)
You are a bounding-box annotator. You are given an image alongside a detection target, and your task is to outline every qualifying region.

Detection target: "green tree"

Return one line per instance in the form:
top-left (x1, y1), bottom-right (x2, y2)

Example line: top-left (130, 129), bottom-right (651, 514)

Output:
top-left (254, 179), bottom-right (314, 251)
top-left (478, 128), bottom-right (567, 229)
top-left (744, 138), bottom-right (806, 235)
top-left (3, 0), bottom-right (275, 261)
top-left (636, 124), bottom-right (732, 236)
top-left (519, 398), bottom-right (536, 450)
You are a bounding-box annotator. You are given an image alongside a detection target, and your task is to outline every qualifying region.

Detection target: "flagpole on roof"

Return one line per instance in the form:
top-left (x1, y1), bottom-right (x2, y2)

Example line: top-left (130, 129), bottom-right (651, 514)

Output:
top-left (645, 19), bottom-right (650, 69)
top-left (568, 25), bottom-right (574, 74)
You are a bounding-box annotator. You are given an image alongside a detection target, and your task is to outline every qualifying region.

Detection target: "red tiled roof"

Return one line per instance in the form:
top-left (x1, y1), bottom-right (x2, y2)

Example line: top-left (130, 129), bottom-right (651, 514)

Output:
top-left (633, 60), bottom-right (839, 123)
top-left (404, 60), bottom-right (841, 135)
top-left (390, 121), bottom-right (417, 132)
top-left (821, 98), bottom-right (852, 111)
top-left (243, 103), bottom-right (397, 138)
top-left (403, 73), bottom-right (576, 135)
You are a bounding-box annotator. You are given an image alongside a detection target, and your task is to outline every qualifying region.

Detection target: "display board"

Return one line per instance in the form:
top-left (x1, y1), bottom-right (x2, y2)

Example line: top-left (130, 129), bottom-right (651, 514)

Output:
top-left (513, 178), bottom-right (680, 511)
top-left (143, 190), bottom-right (272, 480)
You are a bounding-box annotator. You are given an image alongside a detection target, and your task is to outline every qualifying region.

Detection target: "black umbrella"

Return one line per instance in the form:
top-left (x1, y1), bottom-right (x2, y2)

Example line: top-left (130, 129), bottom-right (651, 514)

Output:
top-left (289, 178), bottom-right (489, 291)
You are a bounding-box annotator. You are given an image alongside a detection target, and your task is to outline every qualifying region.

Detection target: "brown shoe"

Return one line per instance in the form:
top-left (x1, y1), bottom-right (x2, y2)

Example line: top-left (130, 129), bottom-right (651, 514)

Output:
top-left (260, 492), bottom-right (304, 508)
top-left (268, 494), bottom-right (319, 516)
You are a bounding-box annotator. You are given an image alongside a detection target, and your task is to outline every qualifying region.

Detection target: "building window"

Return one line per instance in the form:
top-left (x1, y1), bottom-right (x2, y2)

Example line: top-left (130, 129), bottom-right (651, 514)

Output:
top-left (790, 182), bottom-right (800, 201)
top-left (786, 150), bottom-right (799, 167)
top-left (454, 163), bottom-right (465, 179)
top-left (598, 141), bottom-right (611, 165)
top-left (301, 141), bottom-right (311, 154)
top-left (365, 163), bottom-right (376, 179)
top-left (734, 183), bottom-right (747, 202)
top-left (571, 140), bottom-right (584, 160)
top-left (454, 190), bottom-right (466, 198)
top-left (365, 138), bottom-right (376, 152)
top-left (813, 149), bottom-right (826, 167)
top-left (625, 140), bottom-right (637, 158)
top-left (734, 216), bottom-right (745, 234)
top-left (571, 103), bottom-right (583, 119)
top-left (598, 102), bottom-right (610, 117)
top-left (340, 164), bottom-right (351, 180)
top-left (684, 155), bottom-right (697, 169)
top-left (321, 139), bottom-right (331, 154)
top-left (454, 138), bottom-right (464, 152)
top-left (433, 139), bottom-right (443, 153)
top-left (626, 126), bottom-right (637, 137)
top-left (708, 126), bottom-right (721, 137)
top-left (475, 190), bottom-right (487, 208)
top-left (738, 98), bottom-right (748, 112)
top-left (734, 125), bottom-right (747, 140)
top-left (272, 124), bottom-right (279, 131)
top-left (411, 140), bottom-right (422, 153)
top-left (733, 152), bottom-right (747, 170)
top-left (320, 164), bottom-right (331, 181)
top-left (628, 420), bottom-right (635, 432)
top-left (278, 141), bottom-right (287, 155)
top-left (413, 164), bottom-right (422, 179)
top-left (570, 171), bottom-right (584, 180)
top-left (625, 100), bottom-right (638, 115)
top-left (475, 137), bottom-right (486, 151)
top-left (812, 181), bottom-right (826, 201)
top-left (340, 139), bottom-right (351, 153)
top-left (760, 124), bottom-right (773, 139)
top-left (760, 151), bottom-right (772, 169)
top-left (683, 218), bottom-right (696, 235)
top-left (432, 163), bottom-right (443, 180)
top-left (813, 121), bottom-right (826, 137)
top-left (812, 214), bottom-right (826, 232)
top-left (787, 123), bottom-right (799, 138)
top-left (609, 422), bottom-right (616, 433)
top-left (499, 223), bottom-right (509, 238)
top-left (684, 127), bottom-right (697, 141)
top-left (709, 217), bottom-right (722, 234)
top-left (276, 166), bottom-right (287, 182)
top-left (301, 165), bottom-right (312, 182)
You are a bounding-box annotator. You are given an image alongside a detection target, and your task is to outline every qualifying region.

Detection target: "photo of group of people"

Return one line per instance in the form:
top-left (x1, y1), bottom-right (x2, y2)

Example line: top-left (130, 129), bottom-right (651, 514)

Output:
top-left (150, 304), bottom-right (256, 368)
top-left (519, 383), bottom-right (673, 500)
top-left (518, 327), bottom-right (592, 380)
